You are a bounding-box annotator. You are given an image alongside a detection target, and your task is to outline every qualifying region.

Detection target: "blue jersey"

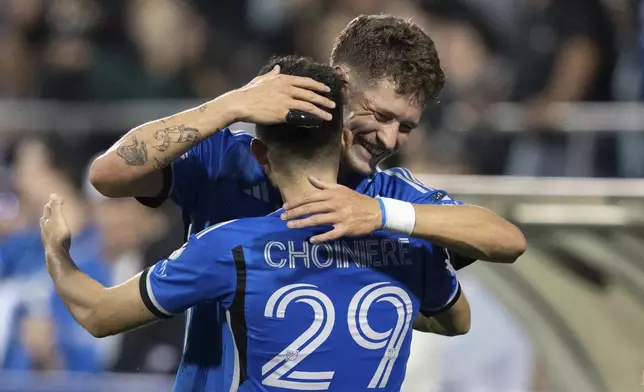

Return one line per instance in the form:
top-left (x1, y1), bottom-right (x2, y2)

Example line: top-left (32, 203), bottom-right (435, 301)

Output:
top-left (136, 129), bottom-right (465, 391)
top-left (140, 214), bottom-right (461, 392)
top-left (137, 129), bottom-right (462, 238)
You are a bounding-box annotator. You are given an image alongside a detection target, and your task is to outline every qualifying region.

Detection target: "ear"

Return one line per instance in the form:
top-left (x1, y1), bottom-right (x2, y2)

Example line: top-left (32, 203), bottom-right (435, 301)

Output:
top-left (250, 138), bottom-right (269, 166)
top-left (334, 65), bottom-right (350, 83)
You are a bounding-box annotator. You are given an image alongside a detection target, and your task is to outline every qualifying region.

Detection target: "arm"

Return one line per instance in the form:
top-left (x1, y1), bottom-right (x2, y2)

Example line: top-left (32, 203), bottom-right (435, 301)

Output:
top-left (413, 251), bottom-right (471, 336)
top-left (40, 194), bottom-right (236, 337)
top-left (413, 293), bottom-right (471, 336)
top-left (281, 176), bottom-right (526, 263)
top-left (90, 66), bottom-right (336, 198)
top-left (411, 204), bottom-right (526, 263)
top-left (89, 100), bottom-right (232, 198)
top-left (44, 241), bottom-right (156, 337)
top-left (43, 249), bottom-right (155, 338)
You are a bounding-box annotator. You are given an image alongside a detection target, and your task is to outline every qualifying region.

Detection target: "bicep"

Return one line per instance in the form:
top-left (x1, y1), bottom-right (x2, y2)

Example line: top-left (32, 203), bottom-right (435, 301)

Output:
top-left (94, 273), bottom-right (158, 337)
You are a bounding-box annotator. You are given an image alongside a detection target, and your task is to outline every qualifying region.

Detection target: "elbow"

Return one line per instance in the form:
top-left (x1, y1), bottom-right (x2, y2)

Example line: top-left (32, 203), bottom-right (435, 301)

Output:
top-left (81, 309), bottom-right (116, 339)
top-left (450, 316), bottom-right (471, 336)
top-left (87, 325), bottom-right (110, 339)
top-left (88, 157), bottom-right (123, 198)
top-left (504, 226), bottom-right (527, 263)
top-left (85, 318), bottom-right (117, 339)
top-left (81, 314), bottom-right (110, 339)
top-left (489, 224), bottom-right (527, 264)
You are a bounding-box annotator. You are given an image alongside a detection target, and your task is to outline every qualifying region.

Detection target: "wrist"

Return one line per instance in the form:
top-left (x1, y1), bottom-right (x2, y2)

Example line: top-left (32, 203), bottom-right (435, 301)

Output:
top-left (376, 197), bottom-right (416, 235)
top-left (44, 245), bottom-right (69, 260)
top-left (212, 90), bottom-right (246, 124)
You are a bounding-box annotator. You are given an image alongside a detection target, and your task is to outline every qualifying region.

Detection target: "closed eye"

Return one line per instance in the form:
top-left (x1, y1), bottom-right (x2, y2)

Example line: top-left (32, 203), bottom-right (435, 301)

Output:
top-left (374, 112), bottom-right (393, 124)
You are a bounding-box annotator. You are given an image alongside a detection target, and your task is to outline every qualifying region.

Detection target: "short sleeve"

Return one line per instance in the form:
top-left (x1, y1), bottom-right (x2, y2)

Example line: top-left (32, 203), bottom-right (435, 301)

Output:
top-left (376, 167), bottom-right (464, 206)
top-left (419, 247), bottom-right (462, 317)
top-left (139, 233), bottom-right (237, 318)
top-left (136, 128), bottom-right (250, 210)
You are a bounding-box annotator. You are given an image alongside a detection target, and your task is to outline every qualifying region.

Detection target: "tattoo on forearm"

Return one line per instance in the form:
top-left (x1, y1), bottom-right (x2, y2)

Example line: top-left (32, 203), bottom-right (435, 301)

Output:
top-left (161, 116), bottom-right (175, 124)
top-left (152, 124), bottom-right (201, 152)
top-left (117, 135), bottom-right (148, 166)
top-left (153, 156), bottom-right (173, 170)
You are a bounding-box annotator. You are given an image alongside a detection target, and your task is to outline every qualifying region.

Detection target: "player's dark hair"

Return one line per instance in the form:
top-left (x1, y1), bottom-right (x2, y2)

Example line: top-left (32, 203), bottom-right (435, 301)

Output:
top-left (330, 14), bottom-right (445, 104)
top-left (255, 55), bottom-right (345, 165)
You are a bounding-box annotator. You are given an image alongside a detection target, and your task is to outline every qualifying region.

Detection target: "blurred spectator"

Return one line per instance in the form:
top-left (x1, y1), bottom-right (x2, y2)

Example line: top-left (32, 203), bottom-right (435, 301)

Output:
top-left (505, 0), bottom-right (617, 177)
top-left (0, 135), bottom-right (110, 372)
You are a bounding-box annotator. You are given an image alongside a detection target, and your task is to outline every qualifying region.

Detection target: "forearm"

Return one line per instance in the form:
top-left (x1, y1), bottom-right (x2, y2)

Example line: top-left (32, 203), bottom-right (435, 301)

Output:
top-left (412, 315), bottom-right (455, 336)
top-left (90, 95), bottom-right (239, 198)
top-left (46, 249), bottom-right (154, 337)
top-left (413, 291), bottom-right (471, 336)
top-left (412, 205), bottom-right (526, 263)
top-left (45, 249), bottom-right (107, 336)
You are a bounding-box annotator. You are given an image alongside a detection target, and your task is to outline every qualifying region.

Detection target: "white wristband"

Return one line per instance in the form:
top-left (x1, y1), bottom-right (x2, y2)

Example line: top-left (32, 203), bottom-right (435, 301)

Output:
top-left (377, 197), bottom-right (416, 235)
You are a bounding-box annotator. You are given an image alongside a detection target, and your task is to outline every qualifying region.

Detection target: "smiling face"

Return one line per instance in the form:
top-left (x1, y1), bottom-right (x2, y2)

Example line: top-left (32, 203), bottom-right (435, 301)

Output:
top-left (342, 78), bottom-right (423, 175)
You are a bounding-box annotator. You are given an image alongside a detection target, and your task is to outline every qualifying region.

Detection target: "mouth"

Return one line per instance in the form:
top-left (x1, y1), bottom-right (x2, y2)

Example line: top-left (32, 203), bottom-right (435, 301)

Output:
top-left (355, 135), bottom-right (387, 160)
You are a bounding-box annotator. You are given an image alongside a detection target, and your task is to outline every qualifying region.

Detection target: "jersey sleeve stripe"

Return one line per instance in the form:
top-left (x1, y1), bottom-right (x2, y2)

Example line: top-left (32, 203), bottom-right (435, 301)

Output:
top-left (382, 169), bottom-right (428, 194)
top-left (419, 282), bottom-right (462, 317)
top-left (139, 266), bottom-right (173, 319)
top-left (229, 129), bottom-right (253, 139)
top-left (195, 219), bottom-right (239, 239)
top-left (229, 245), bottom-right (249, 384)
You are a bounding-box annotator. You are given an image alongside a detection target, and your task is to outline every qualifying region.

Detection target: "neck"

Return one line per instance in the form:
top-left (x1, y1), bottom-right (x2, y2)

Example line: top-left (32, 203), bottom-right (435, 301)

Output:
top-left (276, 167), bottom-right (339, 206)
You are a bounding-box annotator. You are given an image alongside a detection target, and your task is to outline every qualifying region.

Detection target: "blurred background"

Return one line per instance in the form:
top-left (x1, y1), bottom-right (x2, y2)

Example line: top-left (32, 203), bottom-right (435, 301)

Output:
top-left (0, 0), bottom-right (643, 391)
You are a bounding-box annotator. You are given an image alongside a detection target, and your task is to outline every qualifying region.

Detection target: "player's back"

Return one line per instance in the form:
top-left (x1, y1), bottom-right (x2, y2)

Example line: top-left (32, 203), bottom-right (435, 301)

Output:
top-left (221, 212), bottom-right (460, 392)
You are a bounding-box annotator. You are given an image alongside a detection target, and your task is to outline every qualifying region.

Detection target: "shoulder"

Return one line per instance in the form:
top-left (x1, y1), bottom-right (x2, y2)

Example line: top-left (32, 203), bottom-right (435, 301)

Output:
top-left (371, 167), bottom-right (455, 203)
top-left (194, 217), bottom-right (280, 243)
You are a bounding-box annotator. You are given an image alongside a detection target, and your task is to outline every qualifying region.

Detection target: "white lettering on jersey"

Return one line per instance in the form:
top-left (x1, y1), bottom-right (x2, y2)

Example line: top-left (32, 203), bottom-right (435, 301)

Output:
top-left (262, 283), bottom-right (414, 390)
top-left (263, 239), bottom-right (414, 269)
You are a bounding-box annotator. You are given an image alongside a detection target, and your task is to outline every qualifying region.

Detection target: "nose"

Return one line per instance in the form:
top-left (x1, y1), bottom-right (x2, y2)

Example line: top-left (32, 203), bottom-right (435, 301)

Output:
top-left (377, 124), bottom-right (399, 151)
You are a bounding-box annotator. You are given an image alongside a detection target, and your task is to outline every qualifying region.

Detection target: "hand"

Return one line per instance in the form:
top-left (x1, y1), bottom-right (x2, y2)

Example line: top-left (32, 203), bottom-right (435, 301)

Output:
top-left (281, 176), bottom-right (382, 243)
top-left (227, 65), bottom-right (336, 124)
top-left (40, 194), bottom-right (71, 255)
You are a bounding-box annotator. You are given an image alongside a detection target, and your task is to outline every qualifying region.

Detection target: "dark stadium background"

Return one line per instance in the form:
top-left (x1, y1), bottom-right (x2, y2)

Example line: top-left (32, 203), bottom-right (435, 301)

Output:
top-left (1, 0), bottom-right (643, 391)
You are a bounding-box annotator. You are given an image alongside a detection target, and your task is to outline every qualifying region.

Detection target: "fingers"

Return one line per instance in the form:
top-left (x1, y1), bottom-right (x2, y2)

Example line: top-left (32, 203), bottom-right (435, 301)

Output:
top-left (42, 202), bottom-right (51, 220)
top-left (288, 100), bottom-right (332, 121)
top-left (310, 228), bottom-right (343, 244)
top-left (282, 192), bottom-right (330, 212)
top-left (287, 213), bottom-right (340, 230)
top-left (289, 86), bottom-right (336, 110)
top-left (308, 176), bottom-right (340, 190)
top-left (49, 194), bottom-right (64, 217)
top-left (270, 64), bottom-right (281, 75)
top-left (284, 75), bottom-right (331, 93)
top-left (282, 202), bottom-right (334, 222)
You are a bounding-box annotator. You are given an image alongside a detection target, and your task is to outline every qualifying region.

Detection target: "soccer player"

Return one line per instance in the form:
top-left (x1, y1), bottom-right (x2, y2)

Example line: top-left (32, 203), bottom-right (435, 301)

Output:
top-left (40, 57), bottom-right (470, 391)
top-left (89, 15), bottom-right (525, 270)
top-left (87, 14), bottom-right (525, 390)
